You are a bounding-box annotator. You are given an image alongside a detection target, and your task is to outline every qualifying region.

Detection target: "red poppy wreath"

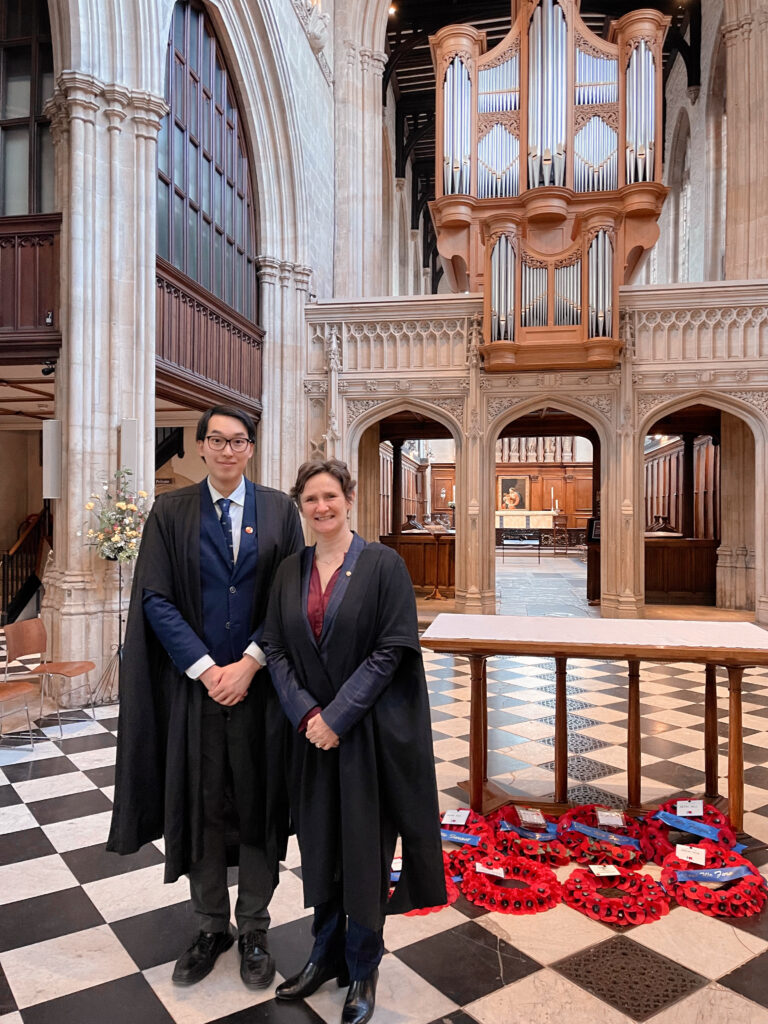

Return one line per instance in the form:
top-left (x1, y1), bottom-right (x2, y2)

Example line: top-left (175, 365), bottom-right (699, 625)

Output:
top-left (562, 867), bottom-right (671, 926)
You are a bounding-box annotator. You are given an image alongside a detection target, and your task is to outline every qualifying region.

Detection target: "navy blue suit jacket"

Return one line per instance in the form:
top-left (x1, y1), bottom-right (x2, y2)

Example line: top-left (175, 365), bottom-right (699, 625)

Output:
top-left (144, 479), bottom-right (268, 671)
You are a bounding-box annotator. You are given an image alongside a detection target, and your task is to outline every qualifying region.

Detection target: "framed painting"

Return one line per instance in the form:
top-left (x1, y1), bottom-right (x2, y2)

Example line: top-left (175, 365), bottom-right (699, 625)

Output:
top-left (497, 476), bottom-right (530, 511)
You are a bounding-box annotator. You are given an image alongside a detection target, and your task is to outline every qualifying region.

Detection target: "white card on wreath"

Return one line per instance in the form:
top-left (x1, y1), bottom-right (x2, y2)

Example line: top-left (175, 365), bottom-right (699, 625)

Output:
top-left (589, 864), bottom-right (621, 877)
top-left (442, 809), bottom-right (470, 826)
top-left (596, 810), bottom-right (625, 829)
top-left (676, 799), bottom-right (704, 817)
top-left (476, 862), bottom-right (506, 878)
top-left (518, 807), bottom-right (546, 826)
top-left (676, 843), bottom-right (707, 865)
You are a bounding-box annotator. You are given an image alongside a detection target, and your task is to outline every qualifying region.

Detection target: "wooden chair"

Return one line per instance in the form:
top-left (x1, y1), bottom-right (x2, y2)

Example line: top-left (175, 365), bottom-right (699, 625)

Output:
top-left (552, 513), bottom-right (569, 556)
top-left (0, 676), bottom-right (41, 750)
top-left (2, 618), bottom-right (96, 742)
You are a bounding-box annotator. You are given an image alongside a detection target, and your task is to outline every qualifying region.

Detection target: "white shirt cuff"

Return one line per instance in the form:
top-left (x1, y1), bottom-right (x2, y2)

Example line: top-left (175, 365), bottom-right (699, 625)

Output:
top-left (244, 642), bottom-right (266, 667)
top-left (186, 654), bottom-right (215, 680)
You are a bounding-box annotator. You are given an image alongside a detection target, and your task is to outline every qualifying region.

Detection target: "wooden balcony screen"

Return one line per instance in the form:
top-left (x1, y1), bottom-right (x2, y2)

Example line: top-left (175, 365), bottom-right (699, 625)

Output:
top-left (156, 257), bottom-right (264, 417)
top-left (0, 214), bottom-right (61, 361)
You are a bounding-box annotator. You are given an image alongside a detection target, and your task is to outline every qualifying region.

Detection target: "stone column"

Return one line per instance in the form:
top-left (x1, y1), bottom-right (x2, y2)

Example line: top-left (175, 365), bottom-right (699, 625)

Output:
top-left (256, 258), bottom-right (312, 490)
top-left (601, 354), bottom-right (643, 617)
top-left (360, 49), bottom-right (387, 295)
top-left (723, 0), bottom-right (768, 278)
top-left (456, 314), bottom-right (489, 613)
top-left (42, 74), bottom-right (165, 690)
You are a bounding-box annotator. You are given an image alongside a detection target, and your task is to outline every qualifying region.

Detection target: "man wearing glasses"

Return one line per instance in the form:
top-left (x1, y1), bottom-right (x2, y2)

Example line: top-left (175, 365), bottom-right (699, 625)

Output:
top-left (108, 405), bottom-right (303, 990)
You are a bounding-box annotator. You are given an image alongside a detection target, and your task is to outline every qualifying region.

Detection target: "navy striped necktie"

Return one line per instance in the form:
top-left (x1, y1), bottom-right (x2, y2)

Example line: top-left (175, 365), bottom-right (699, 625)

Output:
top-left (217, 497), bottom-right (235, 565)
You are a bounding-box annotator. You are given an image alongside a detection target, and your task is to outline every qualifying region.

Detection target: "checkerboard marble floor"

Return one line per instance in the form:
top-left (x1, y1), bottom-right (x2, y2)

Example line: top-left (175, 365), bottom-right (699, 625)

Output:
top-left (5, 616), bottom-right (768, 1021)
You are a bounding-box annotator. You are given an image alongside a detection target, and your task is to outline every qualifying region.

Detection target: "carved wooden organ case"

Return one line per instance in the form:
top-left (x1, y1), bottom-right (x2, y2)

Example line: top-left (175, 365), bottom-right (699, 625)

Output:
top-left (429, 0), bottom-right (669, 371)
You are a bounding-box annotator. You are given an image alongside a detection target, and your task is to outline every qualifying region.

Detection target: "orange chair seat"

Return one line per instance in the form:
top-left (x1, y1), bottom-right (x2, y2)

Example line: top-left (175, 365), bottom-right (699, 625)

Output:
top-left (30, 660), bottom-right (96, 677)
top-left (0, 681), bottom-right (40, 701)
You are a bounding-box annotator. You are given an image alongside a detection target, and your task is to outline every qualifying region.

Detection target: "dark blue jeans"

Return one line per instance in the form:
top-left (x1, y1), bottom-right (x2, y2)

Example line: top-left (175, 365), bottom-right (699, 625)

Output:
top-left (311, 891), bottom-right (384, 981)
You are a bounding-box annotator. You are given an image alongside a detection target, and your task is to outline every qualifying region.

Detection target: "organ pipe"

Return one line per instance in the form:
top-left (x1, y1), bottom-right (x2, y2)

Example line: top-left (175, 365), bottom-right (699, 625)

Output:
top-left (527, 0), bottom-right (567, 188)
top-left (626, 41), bottom-right (655, 184)
top-left (443, 56), bottom-right (472, 195)
top-left (490, 235), bottom-right (516, 340)
top-left (588, 230), bottom-right (613, 337)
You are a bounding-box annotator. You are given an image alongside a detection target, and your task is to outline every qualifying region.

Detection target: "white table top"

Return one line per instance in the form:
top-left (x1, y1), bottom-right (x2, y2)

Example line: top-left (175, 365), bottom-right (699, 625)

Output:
top-left (421, 614), bottom-right (768, 665)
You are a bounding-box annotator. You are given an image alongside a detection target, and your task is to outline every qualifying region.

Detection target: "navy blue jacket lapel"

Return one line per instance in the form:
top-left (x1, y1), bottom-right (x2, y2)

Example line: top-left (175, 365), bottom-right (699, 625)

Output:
top-left (319, 533), bottom-right (365, 646)
top-left (232, 479), bottom-right (258, 584)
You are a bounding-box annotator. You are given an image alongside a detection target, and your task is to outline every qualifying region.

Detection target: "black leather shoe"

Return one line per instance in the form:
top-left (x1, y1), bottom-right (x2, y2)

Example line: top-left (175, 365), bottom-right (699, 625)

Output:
top-left (172, 929), bottom-right (234, 985)
top-left (239, 930), bottom-right (276, 989)
top-left (342, 969), bottom-right (378, 1024)
top-left (275, 959), bottom-right (350, 1000)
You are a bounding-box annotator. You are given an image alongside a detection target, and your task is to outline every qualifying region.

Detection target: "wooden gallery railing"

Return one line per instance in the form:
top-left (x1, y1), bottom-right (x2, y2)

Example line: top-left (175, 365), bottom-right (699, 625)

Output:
top-left (156, 259), bottom-right (264, 417)
top-left (0, 215), bottom-right (61, 361)
top-left (1, 505), bottom-right (52, 625)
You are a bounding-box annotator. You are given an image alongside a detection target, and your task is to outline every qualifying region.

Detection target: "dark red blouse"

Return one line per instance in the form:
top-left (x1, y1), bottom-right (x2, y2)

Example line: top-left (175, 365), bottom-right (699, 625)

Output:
top-left (307, 561), bottom-right (342, 640)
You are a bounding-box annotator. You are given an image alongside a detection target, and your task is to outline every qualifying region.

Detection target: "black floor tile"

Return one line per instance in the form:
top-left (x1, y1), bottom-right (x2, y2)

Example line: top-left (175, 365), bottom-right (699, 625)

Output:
top-left (84, 764), bottom-right (116, 788)
top-left (209, 998), bottom-right (326, 1024)
top-left (268, 915), bottom-right (315, 981)
top-left (0, 784), bottom-right (22, 807)
top-left (742, 766), bottom-right (768, 789)
top-left (1, 756), bottom-right (76, 783)
top-left (641, 720), bottom-right (679, 736)
top-left (719, 948), bottom-right (768, 1008)
top-left (27, 788), bottom-right (113, 825)
top-left (0, 826), bottom-right (56, 866)
top-left (20, 972), bottom-right (174, 1024)
top-left (98, 716), bottom-right (120, 731)
top-left (54, 732), bottom-right (118, 754)
top-left (444, 892), bottom-right (489, 920)
top-left (641, 760), bottom-right (706, 790)
top-left (0, 887), bottom-right (103, 952)
top-left (487, 710), bottom-right (528, 728)
top-left (110, 901), bottom-right (195, 971)
top-left (553, 935), bottom-right (707, 1021)
top-left (395, 920), bottom-right (541, 1005)
top-left (640, 736), bottom-right (699, 759)
top-left (0, 962), bottom-right (16, 1016)
top-left (62, 840), bottom-right (165, 884)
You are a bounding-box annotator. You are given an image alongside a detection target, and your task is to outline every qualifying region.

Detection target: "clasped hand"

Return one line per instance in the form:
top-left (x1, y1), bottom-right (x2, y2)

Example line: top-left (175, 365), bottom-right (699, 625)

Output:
top-left (306, 713), bottom-right (339, 750)
top-left (201, 656), bottom-right (260, 706)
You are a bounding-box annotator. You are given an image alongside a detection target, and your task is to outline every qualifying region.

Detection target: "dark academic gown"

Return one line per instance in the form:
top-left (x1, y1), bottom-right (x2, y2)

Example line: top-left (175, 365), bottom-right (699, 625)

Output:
top-left (107, 481), bottom-right (302, 883)
top-left (263, 538), bottom-right (446, 930)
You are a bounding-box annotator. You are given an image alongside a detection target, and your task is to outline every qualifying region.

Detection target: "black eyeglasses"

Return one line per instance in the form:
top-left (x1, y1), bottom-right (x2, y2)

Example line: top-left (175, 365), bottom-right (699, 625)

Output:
top-left (205, 435), bottom-right (253, 453)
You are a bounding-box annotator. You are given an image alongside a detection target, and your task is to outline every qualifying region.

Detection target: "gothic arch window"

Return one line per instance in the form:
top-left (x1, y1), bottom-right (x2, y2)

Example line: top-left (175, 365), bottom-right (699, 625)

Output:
top-left (668, 113), bottom-right (691, 284)
top-left (157, 0), bottom-right (258, 322)
top-left (0, 0), bottom-right (54, 216)
top-left (706, 39), bottom-right (726, 280)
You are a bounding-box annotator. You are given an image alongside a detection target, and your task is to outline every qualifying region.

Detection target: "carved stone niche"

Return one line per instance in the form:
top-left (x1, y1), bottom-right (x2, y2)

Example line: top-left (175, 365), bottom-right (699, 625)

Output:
top-left (428, 2), bottom-right (668, 374)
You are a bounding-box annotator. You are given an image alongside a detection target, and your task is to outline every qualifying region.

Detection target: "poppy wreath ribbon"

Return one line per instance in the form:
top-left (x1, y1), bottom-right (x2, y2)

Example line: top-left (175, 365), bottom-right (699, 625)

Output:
top-left (661, 841), bottom-right (767, 917)
top-left (640, 800), bottom-right (740, 866)
top-left (562, 867), bottom-right (671, 926)
top-left (488, 806), bottom-right (571, 867)
top-left (558, 804), bottom-right (646, 869)
top-left (460, 849), bottom-right (562, 914)
top-left (440, 810), bottom-right (497, 878)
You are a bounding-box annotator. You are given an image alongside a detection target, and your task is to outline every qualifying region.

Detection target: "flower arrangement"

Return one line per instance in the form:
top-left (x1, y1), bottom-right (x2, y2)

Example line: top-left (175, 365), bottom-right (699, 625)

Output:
top-left (85, 468), bottom-right (150, 562)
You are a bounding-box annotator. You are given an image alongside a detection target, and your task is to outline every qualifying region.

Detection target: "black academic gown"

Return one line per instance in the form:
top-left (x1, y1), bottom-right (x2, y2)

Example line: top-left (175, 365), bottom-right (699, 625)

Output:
top-left (263, 539), bottom-right (446, 930)
top-left (107, 482), bottom-right (302, 883)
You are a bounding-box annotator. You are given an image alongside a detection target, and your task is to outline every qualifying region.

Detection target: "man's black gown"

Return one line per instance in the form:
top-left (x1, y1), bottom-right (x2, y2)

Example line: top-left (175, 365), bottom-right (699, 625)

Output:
top-left (107, 483), bottom-right (301, 883)
top-left (263, 539), bottom-right (446, 930)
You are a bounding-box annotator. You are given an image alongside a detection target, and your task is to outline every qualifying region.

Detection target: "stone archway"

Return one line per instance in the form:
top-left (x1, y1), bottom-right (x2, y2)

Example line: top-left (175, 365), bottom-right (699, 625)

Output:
top-left (346, 398), bottom-right (464, 599)
top-left (487, 400), bottom-right (608, 615)
top-left (637, 391), bottom-right (768, 622)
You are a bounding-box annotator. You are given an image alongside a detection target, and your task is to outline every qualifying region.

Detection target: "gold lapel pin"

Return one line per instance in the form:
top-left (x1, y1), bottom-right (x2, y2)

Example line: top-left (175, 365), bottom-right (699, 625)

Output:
top-left (245, 526), bottom-right (254, 534)
top-left (346, 571), bottom-right (352, 577)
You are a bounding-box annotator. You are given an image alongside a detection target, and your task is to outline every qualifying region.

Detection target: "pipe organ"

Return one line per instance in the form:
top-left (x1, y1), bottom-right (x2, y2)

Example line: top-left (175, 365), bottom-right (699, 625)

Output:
top-left (430, 0), bottom-right (669, 372)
